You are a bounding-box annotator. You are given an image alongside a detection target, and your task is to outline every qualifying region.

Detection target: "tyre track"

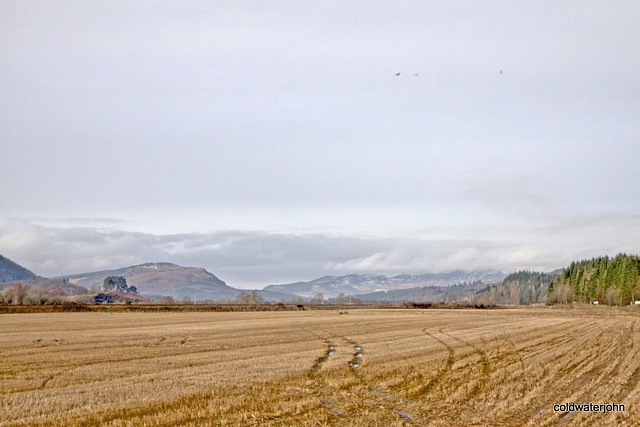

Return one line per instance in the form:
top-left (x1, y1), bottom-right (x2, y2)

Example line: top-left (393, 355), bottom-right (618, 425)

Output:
top-left (309, 339), bottom-right (335, 374)
top-left (500, 331), bottom-right (530, 396)
top-left (412, 328), bottom-right (455, 397)
top-left (438, 327), bottom-right (491, 400)
top-left (615, 319), bottom-right (640, 401)
top-left (340, 336), bottom-right (364, 370)
top-left (526, 321), bottom-right (610, 423)
top-left (575, 319), bottom-right (639, 426)
top-left (303, 328), bottom-right (340, 373)
top-left (335, 333), bottom-right (419, 424)
top-left (297, 330), bottom-right (345, 421)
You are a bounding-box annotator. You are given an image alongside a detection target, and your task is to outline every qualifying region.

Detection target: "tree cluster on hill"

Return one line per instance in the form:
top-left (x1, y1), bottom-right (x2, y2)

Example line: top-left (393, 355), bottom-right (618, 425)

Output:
top-left (93, 276), bottom-right (142, 304)
top-left (102, 276), bottom-right (138, 295)
top-left (474, 271), bottom-right (557, 305)
top-left (548, 254), bottom-right (640, 305)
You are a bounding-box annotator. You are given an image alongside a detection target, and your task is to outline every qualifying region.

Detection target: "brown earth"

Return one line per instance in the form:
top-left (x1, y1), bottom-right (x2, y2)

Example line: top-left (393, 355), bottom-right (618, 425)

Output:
top-left (1, 307), bottom-right (639, 426)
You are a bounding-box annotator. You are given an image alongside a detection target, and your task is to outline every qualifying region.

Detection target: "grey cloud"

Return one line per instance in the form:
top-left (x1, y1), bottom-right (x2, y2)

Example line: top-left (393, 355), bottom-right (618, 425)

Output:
top-left (2, 216), bottom-right (638, 288)
top-left (2, 2), bottom-right (639, 275)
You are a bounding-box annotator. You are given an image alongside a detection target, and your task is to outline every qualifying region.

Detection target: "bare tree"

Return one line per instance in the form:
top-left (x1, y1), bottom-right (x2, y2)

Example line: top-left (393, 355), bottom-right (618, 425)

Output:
top-left (311, 293), bottom-right (325, 305)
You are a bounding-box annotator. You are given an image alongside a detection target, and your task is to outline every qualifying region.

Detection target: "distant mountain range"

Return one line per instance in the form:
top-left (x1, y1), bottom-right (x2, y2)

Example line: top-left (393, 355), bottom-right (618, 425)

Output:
top-left (11, 252), bottom-right (634, 306)
top-left (263, 270), bottom-right (505, 298)
top-left (63, 264), bottom-right (504, 302)
top-left (1, 254), bottom-right (507, 303)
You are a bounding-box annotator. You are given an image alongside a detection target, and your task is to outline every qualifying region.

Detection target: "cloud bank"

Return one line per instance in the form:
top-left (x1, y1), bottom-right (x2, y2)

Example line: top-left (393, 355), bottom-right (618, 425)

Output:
top-left (2, 3), bottom-right (638, 285)
top-left (1, 216), bottom-right (638, 289)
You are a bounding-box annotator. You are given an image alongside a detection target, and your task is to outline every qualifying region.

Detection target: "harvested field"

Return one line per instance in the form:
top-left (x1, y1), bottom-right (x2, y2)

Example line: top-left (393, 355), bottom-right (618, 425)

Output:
top-left (1, 307), bottom-right (639, 426)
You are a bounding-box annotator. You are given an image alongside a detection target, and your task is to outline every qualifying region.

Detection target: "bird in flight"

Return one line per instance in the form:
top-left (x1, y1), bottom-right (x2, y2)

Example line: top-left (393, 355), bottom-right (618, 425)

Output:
top-left (499, 70), bottom-right (503, 74)
top-left (395, 72), bottom-right (401, 76)
top-left (414, 73), bottom-right (419, 76)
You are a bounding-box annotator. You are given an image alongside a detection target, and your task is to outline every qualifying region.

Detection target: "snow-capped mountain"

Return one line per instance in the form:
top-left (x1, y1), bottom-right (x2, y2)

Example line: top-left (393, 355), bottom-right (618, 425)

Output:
top-left (263, 270), bottom-right (505, 298)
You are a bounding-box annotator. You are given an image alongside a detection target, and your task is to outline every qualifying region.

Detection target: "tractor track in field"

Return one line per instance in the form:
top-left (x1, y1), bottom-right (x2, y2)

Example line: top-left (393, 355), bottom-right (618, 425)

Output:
top-left (309, 339), bottom-right (336, 375)
top-left (614, 319), bottom-right (640, 403)
top-left (438, 327), bottom-right (491, 400)
top-left (304, 329), bottom-right (336, 375)
top-left (339, 335), bottom-right (364, 371)
top-left (302, 330), bottom-right (353, 420)
top-left (301, 329), bottom-right (418, 424)
top-left (526, 322), bottom-right (612, 422)
top-left (338, 335), bottom-right (417, 424)
top-left (413, 328), bottom-right (456, 398)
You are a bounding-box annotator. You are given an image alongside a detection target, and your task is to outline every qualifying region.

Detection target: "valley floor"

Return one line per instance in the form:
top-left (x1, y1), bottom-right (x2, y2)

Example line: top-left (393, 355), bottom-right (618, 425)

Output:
top-left (1, 307), bottom-right (639, 426)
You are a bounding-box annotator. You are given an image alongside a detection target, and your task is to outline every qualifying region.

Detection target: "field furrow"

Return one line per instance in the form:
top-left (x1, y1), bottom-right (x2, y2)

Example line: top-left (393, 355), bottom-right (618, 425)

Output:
top-left (1, 307), bottom-right (639, 426)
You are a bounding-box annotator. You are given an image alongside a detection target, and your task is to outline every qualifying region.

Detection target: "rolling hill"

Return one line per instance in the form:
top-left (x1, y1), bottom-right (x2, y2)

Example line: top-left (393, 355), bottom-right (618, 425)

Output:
top-left (64, 262), bottom-right (239, 300)
top-left (263, 270), bottom-right (505, 298)
top-left (0, 255), bottom-right (39, 283)
top-left (473, 269), bottom-right (562, 305)
top-left (356, 281), bottom-right (491, 303)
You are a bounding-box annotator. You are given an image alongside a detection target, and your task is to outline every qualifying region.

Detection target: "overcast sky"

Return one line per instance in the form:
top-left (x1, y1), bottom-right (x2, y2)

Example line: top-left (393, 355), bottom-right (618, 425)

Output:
top-left (2, 1), bottom-right (639, 288)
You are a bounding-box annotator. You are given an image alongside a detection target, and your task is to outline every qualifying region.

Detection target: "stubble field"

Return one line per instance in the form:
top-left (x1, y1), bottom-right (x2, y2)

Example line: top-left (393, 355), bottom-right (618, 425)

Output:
top-left (1, 307), bottom-right (639, 426)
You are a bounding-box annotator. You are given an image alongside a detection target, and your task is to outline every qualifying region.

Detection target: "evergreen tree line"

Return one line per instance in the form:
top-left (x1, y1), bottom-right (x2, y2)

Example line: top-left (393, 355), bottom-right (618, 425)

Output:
top-left (476, 254), bottom-right (640, 306)
top-left (548, 253), bottom-right (640, 305)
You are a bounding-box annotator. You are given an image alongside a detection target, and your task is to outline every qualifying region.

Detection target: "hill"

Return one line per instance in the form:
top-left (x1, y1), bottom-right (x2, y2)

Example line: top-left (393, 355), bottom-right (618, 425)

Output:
top-left (356, 281), bottom-right (491, 303)
top-left (263, 271), bottom-right (505, 298)
top-left (474, 270), bottom-right (559, 305)
top-left (0, 255), bottom-right (39, 282)
top-left (64, 262), bottom-right (239, 300)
